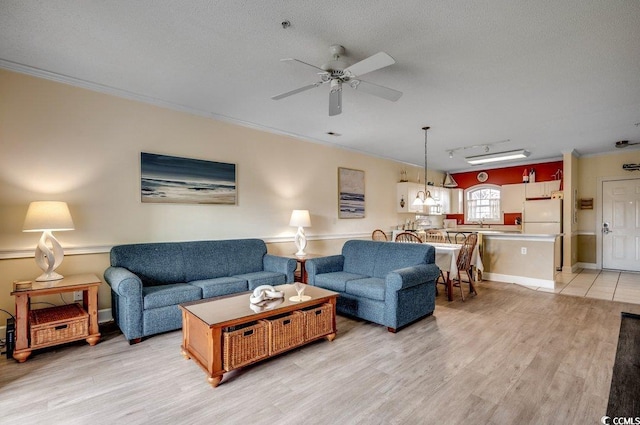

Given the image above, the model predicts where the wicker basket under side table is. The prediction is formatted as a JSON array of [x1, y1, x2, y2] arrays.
[[29, 303, 89, 349]]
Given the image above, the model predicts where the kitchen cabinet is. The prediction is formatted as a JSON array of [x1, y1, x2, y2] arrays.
[[501, 183, 525, 213], [429, 186, 447, 215], [448, 188, 464, 214], [396, 183, 450, 214], [397, 182, 425, 213], [525, 180, 561, 199]]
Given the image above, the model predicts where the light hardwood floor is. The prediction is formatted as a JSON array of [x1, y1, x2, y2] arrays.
[[1, 280, 639, 425]]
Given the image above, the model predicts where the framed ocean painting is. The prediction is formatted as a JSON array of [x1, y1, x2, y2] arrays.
[[141, 152, 236, 204], [338, 167, 365, 218]]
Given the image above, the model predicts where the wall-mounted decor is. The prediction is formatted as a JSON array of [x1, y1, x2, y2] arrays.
[[580, 198, 594, 209], [338, 167, 365, 219], [141, 152, 236, 204]]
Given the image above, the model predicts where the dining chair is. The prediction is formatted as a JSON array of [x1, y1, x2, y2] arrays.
[[394, 232, 423, 243], [421, 230, 447, 290], [372, 229, 389, 241], [423, 230, 446, 243], [453, 232, 469, 244], [453, 233, 478, 301]]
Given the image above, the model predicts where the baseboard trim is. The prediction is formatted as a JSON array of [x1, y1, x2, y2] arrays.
[[98, 308, 113, 324], [483, 272, 555, 289], [576, 262, 598, 270]]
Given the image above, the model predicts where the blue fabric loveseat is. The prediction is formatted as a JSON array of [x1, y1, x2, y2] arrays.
[[104, 239, 296, 342], [305, 240, 440, 332]]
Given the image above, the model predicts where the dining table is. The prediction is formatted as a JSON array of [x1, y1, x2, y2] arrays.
[[427, 242, 484, 301]]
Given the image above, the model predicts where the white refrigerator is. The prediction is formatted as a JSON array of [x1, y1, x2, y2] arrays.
[[522, 199, 562, 235], [523, 198, 563, 270]]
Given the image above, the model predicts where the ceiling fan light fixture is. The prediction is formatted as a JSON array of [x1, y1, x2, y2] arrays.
[[271, 44, 402, 116], [465, 149, 530, 165]]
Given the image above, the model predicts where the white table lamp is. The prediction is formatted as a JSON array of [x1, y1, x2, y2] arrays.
[[23, 201, 75, 281], [289, 210, 311, 256]]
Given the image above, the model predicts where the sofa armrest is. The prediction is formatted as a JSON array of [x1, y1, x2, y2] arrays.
[[305, 255, 345, 285], [263, 254, 297, 283], [385, 264, 440, 292], [104, 266, 145, 341], [104, 266, 143, 297]]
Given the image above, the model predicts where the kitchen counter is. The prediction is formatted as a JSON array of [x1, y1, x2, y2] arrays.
[[480, 232, 562, 289]]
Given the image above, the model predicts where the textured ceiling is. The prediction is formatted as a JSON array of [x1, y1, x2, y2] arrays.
[[1, 0, 640, 171]]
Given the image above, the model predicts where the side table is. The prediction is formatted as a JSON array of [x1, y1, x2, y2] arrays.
[[285, 253, 323, 283], [10, 273, 102, 362]]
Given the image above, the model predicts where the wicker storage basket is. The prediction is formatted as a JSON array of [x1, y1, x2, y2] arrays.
[[302, 303, 333, 341], [29, 303, 89, 348], [223, 321, 268, 371], [266, 312, 305, 356]]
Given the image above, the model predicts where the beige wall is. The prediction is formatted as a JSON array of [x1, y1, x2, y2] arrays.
[[562, 151, 579, 271], [0, 69, 429, 316], [575, 150, 640, 264], [577, 150, 640, 233]]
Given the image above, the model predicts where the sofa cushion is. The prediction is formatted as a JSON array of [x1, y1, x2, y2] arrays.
[[189, 277, 248, 299], [143, 283, 202, 309], [314, 271, 368, 292], [221, 239, 267, 276], [342, 241, 381, 277], [234, 271, 286, 290], [345, 277, 386, 301], [181, 241, 230, 281], [372, 243, 432, 279], [111, 243, 185, 286]]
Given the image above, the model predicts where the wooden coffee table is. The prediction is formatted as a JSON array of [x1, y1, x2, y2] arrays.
[[179, 284, 338, 387]]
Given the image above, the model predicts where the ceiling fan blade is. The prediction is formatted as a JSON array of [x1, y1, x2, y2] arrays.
[[350, 79, 402, 101], [271, 82, 323, 100], [343, 52, 396, 78], [329, 86, 342, 116], [280, 58, 325, 72]]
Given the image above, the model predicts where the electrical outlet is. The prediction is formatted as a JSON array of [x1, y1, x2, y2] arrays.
[[521, 247, 527, 255], [73, 291, 83, 302]]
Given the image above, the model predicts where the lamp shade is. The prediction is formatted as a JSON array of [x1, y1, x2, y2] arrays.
[[289, 210, 311, 228], [23, 201, 75, 232]]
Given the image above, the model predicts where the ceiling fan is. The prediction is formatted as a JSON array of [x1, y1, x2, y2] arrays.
[[271, 44, 402, 116], [615, 140, 639, 148]]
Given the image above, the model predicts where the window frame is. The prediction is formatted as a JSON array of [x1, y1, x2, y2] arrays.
[[464, 184, 504, 225]]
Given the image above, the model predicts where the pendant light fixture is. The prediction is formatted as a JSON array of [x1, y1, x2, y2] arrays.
[[412, 126, 436, 207], [443, 172, 458, 188]]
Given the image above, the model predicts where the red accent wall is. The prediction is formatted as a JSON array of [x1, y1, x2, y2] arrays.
[[446, 160, 563, 225], [450, 160, 563, 188]]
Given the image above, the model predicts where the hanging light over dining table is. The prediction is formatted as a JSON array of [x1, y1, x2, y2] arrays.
[[412, 126, 436, 207]]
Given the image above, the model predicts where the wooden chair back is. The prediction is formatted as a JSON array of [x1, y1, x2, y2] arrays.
[[452, 232, 469, 244], [395, 232, 423, 243], [423, 230, 446, 243], [372, 229, 388, 241], [456, 233, 478, 272]]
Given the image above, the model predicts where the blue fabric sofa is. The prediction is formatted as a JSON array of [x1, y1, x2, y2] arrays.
[[305, 240, 440, 332], [104, 239, 296, 342]]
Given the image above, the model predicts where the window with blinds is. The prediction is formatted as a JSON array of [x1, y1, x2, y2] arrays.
[[465, 184, 502, 223]]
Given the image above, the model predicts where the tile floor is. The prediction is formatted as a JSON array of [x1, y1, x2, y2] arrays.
[[535, 269, 640, 305]]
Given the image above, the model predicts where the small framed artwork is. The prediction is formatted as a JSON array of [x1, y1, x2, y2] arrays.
[[338, 167, 365, 219], [141, 152, 236, 204]]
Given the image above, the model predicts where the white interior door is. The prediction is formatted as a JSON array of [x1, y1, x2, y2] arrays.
[[602, 179, 640, 271]]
